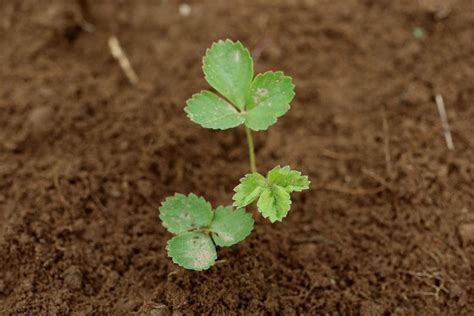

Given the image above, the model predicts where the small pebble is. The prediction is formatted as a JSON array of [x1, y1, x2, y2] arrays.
[[150, 304, 170, 316], [401, 81, 430, 105], [104, 271, 120, 290], [179, 3, 191, 17], [21, 280, 33, 291], [63, 266, 83, 291], [72, 218, 86, 233], [28, 106, 53, 134], [458, 223, 474, 245], [108, 186, 121, 198]]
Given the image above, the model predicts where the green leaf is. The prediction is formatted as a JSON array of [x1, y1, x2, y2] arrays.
[[244, 71, 295, 131], [167, 232, 217, 271], [159, 193, 213, 234], [267, 165, 310, 192], [210, 206, 254, 247], [257, 186, 291, 223], [203, 39, 253, 110], [232, 166, 310, 223], [232, 173, 266, 207], [185, 91, 245, 130]]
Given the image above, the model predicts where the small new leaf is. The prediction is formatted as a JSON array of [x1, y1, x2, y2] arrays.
[[232, 173, 266, 208], [203, 39, 253, 110], [245, 71, 295, 131], [185, 91, 245, 130], [257, 186, 291, 223], [210, 206, 254, 247], [233, 165, 310, 222], [167, 232, 217, 271], [159, 193, 213, 234], [268, 165, 310, 192]]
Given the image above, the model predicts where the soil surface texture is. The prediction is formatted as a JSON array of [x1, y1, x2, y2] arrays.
[[1, 0, 473, 315]]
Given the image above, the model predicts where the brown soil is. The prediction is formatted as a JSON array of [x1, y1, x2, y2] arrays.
[[1, 0, 473, 315]]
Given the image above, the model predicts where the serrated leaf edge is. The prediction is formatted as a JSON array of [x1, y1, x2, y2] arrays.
[[165, 234, 217, 271], [184, 91, 245, 131], [232, 172, 266, 207], [202, 39, 254, 110], [210, 207, 255, 247], [158, 192, 212, 234], [250, 70, 296, 100], [268, 165, 311, 192], [244, 71, 295, 131], [256, 186, 293, 223]]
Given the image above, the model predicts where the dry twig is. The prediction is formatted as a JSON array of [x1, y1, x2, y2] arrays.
[[320, 148, 358, 161], [108, 36, 140, 86], [403, 269, 450, 301], [435, 94, 454, 150]]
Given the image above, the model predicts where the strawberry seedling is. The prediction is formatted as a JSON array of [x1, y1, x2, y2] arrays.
[[159, 39, 309, 270]]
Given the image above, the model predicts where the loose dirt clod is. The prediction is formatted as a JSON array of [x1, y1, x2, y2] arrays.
[[27, 106, 54, 135], [62, 266, 83, 291], [149, 304, 171, 316], [458, 223, 474, 246]]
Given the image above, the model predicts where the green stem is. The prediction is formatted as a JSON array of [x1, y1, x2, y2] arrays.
[[244, 126, 257, 173]]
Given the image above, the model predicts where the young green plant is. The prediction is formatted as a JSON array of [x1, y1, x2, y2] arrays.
[[159, 39, 309, 270], [185, 39, 310, 222]]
